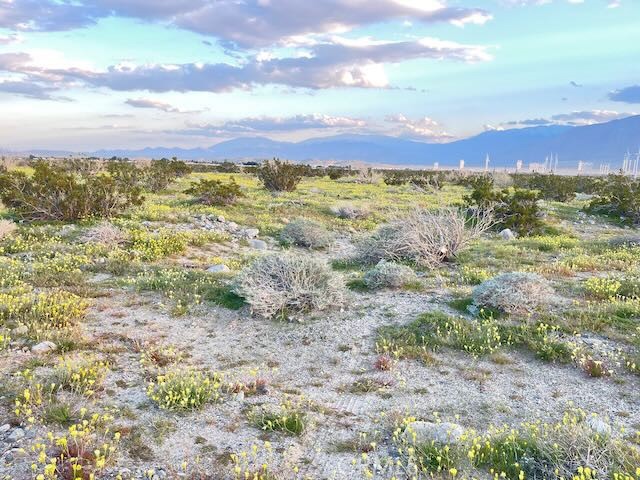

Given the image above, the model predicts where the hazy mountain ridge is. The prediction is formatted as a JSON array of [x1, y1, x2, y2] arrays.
[[7, 115, 640, 168]]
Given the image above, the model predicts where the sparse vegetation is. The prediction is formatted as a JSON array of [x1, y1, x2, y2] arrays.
[[234, 253, 347, 319]]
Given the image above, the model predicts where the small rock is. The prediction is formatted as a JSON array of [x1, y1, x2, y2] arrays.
[[227, 221, 238, 231], [216, 215, 225, 222], [0, 424, 10, 434], [402, 421, 465, 445], [249, 239, 267, 250], [13, 325, 28, 335], [8, 428, 25, 443], [586, 416, 612, 437], [499, 228, 516, 241], [235, 391, 245, 401], [31, 341, 57, 355], [244, 228, 260, 239], [207, 264, 231, 274]]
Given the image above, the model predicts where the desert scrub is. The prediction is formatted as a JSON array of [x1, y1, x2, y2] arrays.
[[378, 311, 504, 358], [128, 228, 188, 261], [234, 253, 347, 319], [357, 207, 493, 267], [584, 277, 622, 300], [330, 203, 370, 220], [30, 410, 121, 479], [55, 357, 110, 396], [147, 369, 222, 410], [378, 312, 572, 363], [186, 176, 244, 205], [249, 399, 307, 436], [517, 234, 580, 252], [363, 260, 419, 289], [361, 409, 640, 479], [459, 265, 492, 285], [472, 272, 556, 315], [129, 267, 243, 314], [256, 158, 302, 192], [279, 218, 334, 249], [0, 287, 88, 340], [0, 159, 144, 220]]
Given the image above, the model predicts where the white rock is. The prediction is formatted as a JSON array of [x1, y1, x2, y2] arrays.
[[8, 428, 25, 442], [216, 215, 225, 222], [207, 264, 230, 273], [499, 228, 516, 241], [249, 239, 267, 250], [244, 228, 260, 239], [0, 424, 10, 434], [586, 416, 612, 437], [402, 421, 465, 445], [31, 341, 57, 355]]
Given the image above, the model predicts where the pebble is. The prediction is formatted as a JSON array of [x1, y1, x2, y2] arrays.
[[31, 341, 57, 355], [207, 264, 231, 273], [249, 239, 267, 250]]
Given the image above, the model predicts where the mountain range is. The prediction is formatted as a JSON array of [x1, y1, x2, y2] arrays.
[[7, 115, 640, 169]]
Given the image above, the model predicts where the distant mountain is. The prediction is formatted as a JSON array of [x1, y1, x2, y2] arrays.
[[9, 115, 640, 169]]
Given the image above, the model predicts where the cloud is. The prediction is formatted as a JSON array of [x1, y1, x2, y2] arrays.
[[174, 114, 367, 136], [569, 81, 582, 87], [125, 97, 197, 113], [385, 114, 453, 140], [504, 110, 635, 127], [501, 0, 619, 5], [0, 79, 57, 99], [0, 33, 22, 44], [0, 38, 490, 95], [0, 1, 491, 48], [609, 85, 640, 104]]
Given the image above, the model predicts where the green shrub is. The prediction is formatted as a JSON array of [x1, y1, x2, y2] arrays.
[[143, 158, 191, 192], [186, 177, 244, 205], [256, 158, 302, 192], [587, 174, 640, 223], [147, 369, 221, 410], [0, 160, 144, 221]]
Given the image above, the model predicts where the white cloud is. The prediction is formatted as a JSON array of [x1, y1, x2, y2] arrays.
[[385, 114, 453, 140]]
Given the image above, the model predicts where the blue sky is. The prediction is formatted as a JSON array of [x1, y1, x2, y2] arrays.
[[0, 0, 638, 151]]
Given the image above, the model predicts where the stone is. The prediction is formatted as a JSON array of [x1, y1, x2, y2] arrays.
[[13, 325, 28, 336], [402, 421, 465, 445], [31, 341, 57, 355], [207, 264, 230, 274], [216, 215, 225, 222], [8, 428, 25, 443], [0, 424, 10, 434], [249, 239, 267, 250], [244, 228, 260, 239], [586, 416, 612, 437], [499, 228, 516, 241]]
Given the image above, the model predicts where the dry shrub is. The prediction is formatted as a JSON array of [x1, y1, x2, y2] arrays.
[[472, 272, 555, 315], [0, 219, 17, 240], [363, 260, 418, 289], [234, 253, 347, 319], [280, 218, 334, 249], [330, 203, 370, 220], [81, 221, 127, 245], [357, 207, 493, 267]]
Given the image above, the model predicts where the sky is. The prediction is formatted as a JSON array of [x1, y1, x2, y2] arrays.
[[0, 0, 639, 152]]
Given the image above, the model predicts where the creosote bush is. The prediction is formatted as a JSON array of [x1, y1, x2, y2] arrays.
[[363, 260, 418, 289], [357, 207, 493, 267], [143, 158, 191, 192], [280, 218, 334, 249], [472, 272, 555, 315], [185, 176, 244, 206], [0, 160, 144, 221], [234, 253, 347, 319], [587, 174, 640, 224], [256, 158, 302, 192]]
